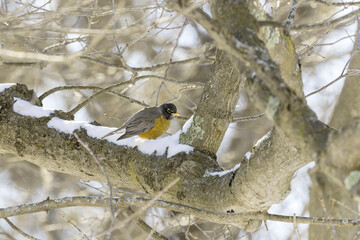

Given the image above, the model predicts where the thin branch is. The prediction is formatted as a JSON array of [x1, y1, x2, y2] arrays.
[[115, 178, 180, 229], [67, 75, 203, 115], [258, 8, 360, 30], [80, 55, 209, 71], [74, 134, 115, 220], [315, 0, 360, 6], [155, 17, 188, 106], [320, 198, 337, 240], [293, 214, 301, 240], [1, 196, 360, 228], [306, 21, 360, 98], [3, 218, 40, 240], [1, 61, 45, 68], [165, 18, 187, 78], [0, 48, 81, 62], [59, 214, 90, 240], [233, 113, 265, 122], [43, 37, 87, 53], [125, 207, 167, 240], [95, 178, 179, 238], [330, 198, 360, 216], [38, 85, 148, 107], [305, 73, 349, 98], [285, 0, 298, 27], [156, 81, 165, 106]]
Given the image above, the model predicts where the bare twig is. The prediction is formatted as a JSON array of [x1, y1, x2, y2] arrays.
[[116, 178, 180, 228], [315, 0, 360, 6], [169, 211, 190, 240], [285, 0, 298, 27], [1, 61, 45, 68], [80, 55, 209, 71], [352, 230, 360, 240], [320, 198, 337, 240], [59, 214, 90, 240], [306, 18, 360, 98], [293, 214, 301, 240], [94, 178, 180, 238], [3, 218, 40, 240], [330, 198, 360, 216], [0, 48, 81, 62], [155, 17, 188, 106], [67, 75, 203, 115], [233, 113, 265, 122], [43, 37, 87, 53], [305, 73, 349, 98], [164, 18, 187, 78], [125, 207, 167, 240], [73, 134, 115, 220], [259, 8, 360, 30], [156, 81, 165, 106], [38, 85, 148, 107]]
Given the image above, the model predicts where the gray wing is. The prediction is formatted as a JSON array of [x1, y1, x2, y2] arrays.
[[117, 107, 161, 140]]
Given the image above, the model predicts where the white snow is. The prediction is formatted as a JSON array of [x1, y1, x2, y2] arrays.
[[244, 151, 252, 160], [0, 83, 15, 92], [13, 97, 54, 117], [47, 114, 194, 158], [254, 129, 272, 149], [207, 163, 241, 177], [47, 118, 125, 139], [47, 117, 88, 134], [181, 115, 193, 134]]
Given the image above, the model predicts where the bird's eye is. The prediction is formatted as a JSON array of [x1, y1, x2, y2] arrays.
[[167, 108, 171, 113]]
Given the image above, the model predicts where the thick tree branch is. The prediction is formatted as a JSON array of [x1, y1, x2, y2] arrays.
[[169, 0, 331, 158], [0, 84, 261, 230], [180, 51, 243, 155]]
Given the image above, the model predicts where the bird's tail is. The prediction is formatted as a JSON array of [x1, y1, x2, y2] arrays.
[[100, 128, 125, 140]]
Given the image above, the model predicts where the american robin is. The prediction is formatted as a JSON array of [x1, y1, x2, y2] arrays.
[[101, 103, 180, 140]]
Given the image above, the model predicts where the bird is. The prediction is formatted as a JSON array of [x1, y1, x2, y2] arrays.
[[101, 103, 180, 141]]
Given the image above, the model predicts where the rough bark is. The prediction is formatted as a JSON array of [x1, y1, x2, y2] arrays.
[[180, 50, 243, 156]]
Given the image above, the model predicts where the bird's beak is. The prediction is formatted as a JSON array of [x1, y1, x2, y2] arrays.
[[172, 113, 181, 116]]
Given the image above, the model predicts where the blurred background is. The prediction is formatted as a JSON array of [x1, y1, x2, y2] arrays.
[[0, 0, 357, 239]]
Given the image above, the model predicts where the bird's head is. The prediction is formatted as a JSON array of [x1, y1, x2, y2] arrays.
[[160, 103, 180, 120]]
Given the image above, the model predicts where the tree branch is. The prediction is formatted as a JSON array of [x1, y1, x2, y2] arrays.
[[169, 0, 331, 158], [0, 82, 320, 232], [180, 51, 243, 155], [1, 196, 359, 228]]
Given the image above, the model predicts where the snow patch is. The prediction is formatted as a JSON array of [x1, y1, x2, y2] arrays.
[[47, 117, 88, 134], [244, 151, 252, 160], [0, 83, 15, 92], [254, 129, 272, 148], [13, 97, 54, 117], [47, 115, 194, 158], [207, 163, 241, 177], [181, 115, 193, 134]]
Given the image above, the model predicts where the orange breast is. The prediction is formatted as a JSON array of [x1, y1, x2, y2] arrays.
[[138, 116, 171, 139]]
